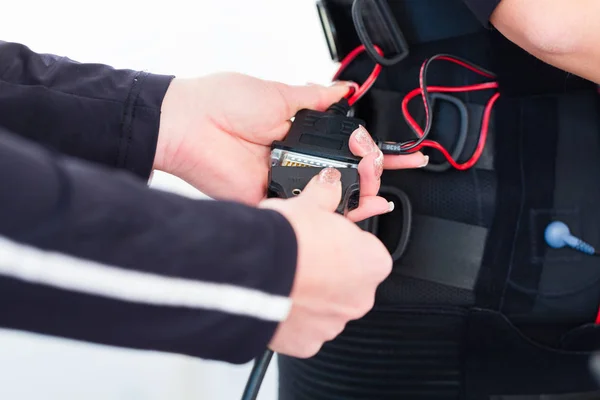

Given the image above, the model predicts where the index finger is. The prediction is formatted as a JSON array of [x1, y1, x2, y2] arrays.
[[383, 153, 429, 169]]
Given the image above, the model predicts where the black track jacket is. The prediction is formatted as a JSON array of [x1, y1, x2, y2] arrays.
[[0, 41, 298, 364]]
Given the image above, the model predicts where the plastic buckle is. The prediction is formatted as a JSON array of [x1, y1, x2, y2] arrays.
[[423, 93, 469, 172], [365, 186, 412, 261], [352, 0, 409, 66]]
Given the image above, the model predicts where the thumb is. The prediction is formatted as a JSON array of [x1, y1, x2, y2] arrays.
[[297, 168, 343, 212], [275, 81, 357, 114]]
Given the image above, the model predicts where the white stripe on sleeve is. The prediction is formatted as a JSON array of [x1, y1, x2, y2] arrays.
[[0, 235, 291, 322]]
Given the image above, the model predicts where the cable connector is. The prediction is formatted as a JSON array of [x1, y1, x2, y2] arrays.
[[325, 97, 352, 116], [268, 99, 364, 214]]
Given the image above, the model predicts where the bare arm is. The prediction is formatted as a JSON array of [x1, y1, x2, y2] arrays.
[[490, 0, 600, 84]]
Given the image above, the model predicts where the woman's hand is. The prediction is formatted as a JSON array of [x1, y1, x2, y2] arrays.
[[155, 72, 428, 222], [261, 168, 393, 358]]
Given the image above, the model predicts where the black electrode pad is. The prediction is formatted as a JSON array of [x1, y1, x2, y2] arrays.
[[398, 216, 487, 291]]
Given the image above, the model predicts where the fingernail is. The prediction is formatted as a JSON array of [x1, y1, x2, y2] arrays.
[[353, 125, 378, 154], [330, 80, 359, 98], [329, 80, 355, 88], [419, 155, 429, 168], [374, 150, 384, 178], [318, 167, 341, 184], [387, 201, 395, 213]]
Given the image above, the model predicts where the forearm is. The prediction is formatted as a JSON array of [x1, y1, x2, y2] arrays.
[[0, 41, 173, 179], [0, 128, 297, 364], [490, 0, 600, 84]]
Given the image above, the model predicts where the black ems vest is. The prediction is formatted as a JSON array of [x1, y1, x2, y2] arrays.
[[278, 1, 600, 399]]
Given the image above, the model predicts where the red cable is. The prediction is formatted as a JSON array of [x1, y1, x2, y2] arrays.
[[434, 56, 496, 79], [404, 54, 500, 169], [332, 45, 501, 170], [406, 92, 500, 170], [415, 55, 499, 163], [333, 45, 383, 106], [402, 83, 499, 137], [402, 84, 500, 170]]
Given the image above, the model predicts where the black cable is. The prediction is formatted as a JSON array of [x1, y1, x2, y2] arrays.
[[377, 56, 438, 154], [240, 349, 273, 400], [379, 54, 497, 155], [422, 93, 469, 172], [403, 55, 492, 153], [326, 97, 352, 116]]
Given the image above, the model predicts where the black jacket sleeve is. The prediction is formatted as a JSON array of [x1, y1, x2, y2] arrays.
[[463, 0, 502, 27], [0, 129, 298, 364], [0, 40, 173, 180]]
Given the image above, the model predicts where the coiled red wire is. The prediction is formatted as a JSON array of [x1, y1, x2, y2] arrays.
[[332, 45, 500, 170], [332, 44, 383, 106]]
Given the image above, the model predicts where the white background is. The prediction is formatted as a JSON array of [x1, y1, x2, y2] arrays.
[[0, 1, 338, 399]]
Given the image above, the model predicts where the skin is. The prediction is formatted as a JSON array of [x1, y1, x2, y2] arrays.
[[154, 73, 428, 358], [490, 0, 600, 84]]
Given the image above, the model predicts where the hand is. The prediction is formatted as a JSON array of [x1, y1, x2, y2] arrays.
[[155, 73, 429, 222], [260, 168, 393, 358]]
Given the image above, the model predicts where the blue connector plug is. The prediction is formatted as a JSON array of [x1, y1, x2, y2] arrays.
[[545, 221, 596, 255]]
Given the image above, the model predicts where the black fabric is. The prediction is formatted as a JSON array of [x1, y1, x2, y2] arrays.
[[462, 0, 501, 27], [396, 215, 487, 290], [476, 95, 559, 318], [495, 96, 559, 319], [562, 324, 600, 352], [278, 307, 600, 400], [382, 168, 497, 228], [376, 274, 475, 307], [491, 393, 600, 400], [476, 92, 600, 325], [377, 0, 483, 46], [0, 41, 173, 180], [532, 93, 600, 322], [466, 309, 599, 399], [279, 306, 467, 400]]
